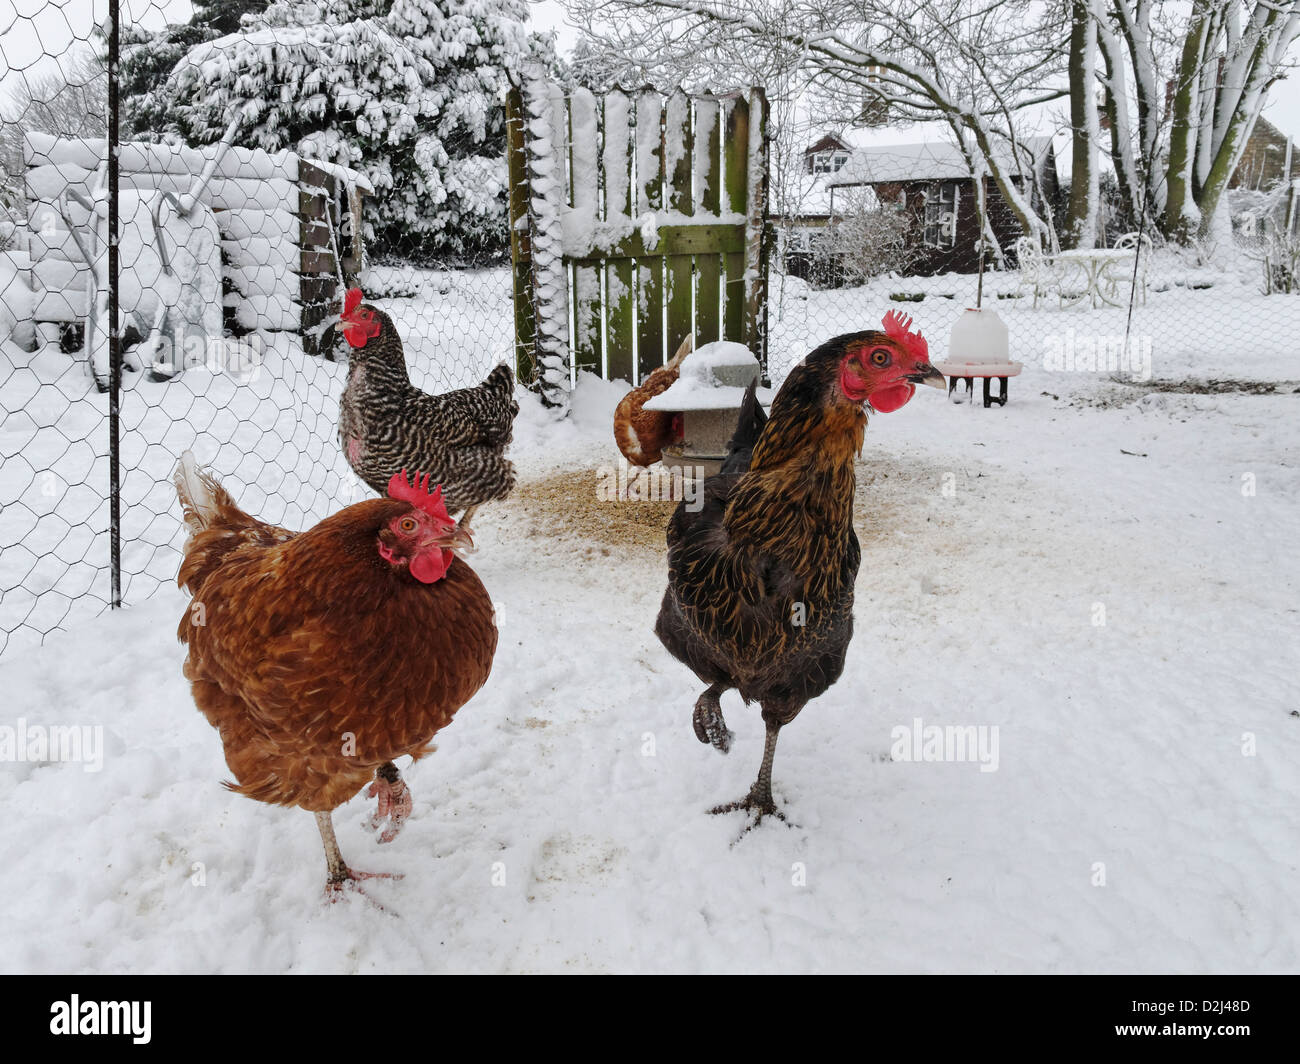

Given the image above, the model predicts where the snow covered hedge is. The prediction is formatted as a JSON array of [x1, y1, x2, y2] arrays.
[[167, 0, 556, 263]]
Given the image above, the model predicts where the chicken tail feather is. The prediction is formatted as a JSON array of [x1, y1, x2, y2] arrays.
[[721, 379, 767, 476], [174, 450, 235, 537]]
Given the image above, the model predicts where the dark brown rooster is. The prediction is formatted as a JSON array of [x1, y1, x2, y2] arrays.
[[654, 313, 944, 829], [337, 288, 518, 529], [174, 451, 494, 895]]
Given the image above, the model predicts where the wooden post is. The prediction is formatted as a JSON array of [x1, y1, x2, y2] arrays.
[[743, 87, 768, 375], [722, 94, 749, 346], [694, 95, 722, 346], [506, 84, 536, 387], [603, 90, 636, 383], [570, 89, 602, 377], [665, 91, 694, 361], [635, 88, 665, 382]]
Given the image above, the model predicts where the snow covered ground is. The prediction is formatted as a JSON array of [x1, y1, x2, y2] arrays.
[[0, 270, 1297, 973]]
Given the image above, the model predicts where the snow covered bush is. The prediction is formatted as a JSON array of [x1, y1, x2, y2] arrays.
[[167, 0, 556, 263], [811, 189, 914, 289]]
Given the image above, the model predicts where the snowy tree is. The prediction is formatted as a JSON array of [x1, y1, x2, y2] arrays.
[[0, 47, 107, 208], [1091, 0, 1299, 244], [565, 0, 1070, 257], [118, 22, 218, 141], [167, 0, 557, 262], [190, 0, 274, 34]]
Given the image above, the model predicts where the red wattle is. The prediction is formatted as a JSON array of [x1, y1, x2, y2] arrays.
[[409, 549, 452, 584], [869, 383, 915, 413]]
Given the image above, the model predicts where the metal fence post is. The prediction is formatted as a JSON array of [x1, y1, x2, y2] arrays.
[[107, 7, 121, 609]]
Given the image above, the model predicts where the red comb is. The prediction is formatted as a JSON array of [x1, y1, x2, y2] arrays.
[[341, 287, 381, 348], [882, 310, 929, 362], [387, 469, 452, 524]]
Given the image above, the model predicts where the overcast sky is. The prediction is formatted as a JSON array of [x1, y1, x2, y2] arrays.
[[1, 0, 1296, 139]]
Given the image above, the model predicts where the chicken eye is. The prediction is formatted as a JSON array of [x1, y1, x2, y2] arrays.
[[399, 517, 418, 533], [870, 348, 891, 367]]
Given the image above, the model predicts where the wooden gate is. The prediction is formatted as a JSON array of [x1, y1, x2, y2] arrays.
[[507, 79, 769, 405]]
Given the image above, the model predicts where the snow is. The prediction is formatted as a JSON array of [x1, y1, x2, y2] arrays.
[[644, 340, 767, 411], [2, 261, 1299, 972]]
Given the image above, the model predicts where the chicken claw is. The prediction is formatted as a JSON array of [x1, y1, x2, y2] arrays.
[[692, 684, 734, 753], [367, 762, 413, 844], [326, 869, 405, 912]]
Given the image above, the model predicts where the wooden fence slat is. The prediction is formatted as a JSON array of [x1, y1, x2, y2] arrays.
[[694, 95, 722, 346], [743, 87, 769, 371], [635, 89, 664, 382], [570, 88, 602, 377], [603, 90, 636, 383], [509, 82, 768, 391], [665, 91, 694, 360], [722, 94, 750, 345], [506, 85, 536, 386]]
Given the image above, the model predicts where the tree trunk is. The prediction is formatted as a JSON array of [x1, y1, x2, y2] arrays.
[[1163, 2, 1213, 242], [1065, 0, 1099, 248]]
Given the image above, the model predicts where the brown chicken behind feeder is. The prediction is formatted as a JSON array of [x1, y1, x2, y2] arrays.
[[613, 335, 694, 467]]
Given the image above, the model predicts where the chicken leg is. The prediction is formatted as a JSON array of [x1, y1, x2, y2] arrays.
[[693, 683, 734, 753], [710, 702, 803, 831], [315, 810, 403, 898], [710, 719, 786, 823], [367, 761, 412, 843]]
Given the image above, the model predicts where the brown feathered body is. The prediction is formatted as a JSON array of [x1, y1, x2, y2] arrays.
[[338, 305, 518, 513], [175, 461, 496, 813], [613, 337, 692, 467], [654, 338, 868, 720]]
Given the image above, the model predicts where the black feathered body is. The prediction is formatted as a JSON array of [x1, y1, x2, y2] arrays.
[[655, 341, 867, 719], [338, 307, 519, 514]]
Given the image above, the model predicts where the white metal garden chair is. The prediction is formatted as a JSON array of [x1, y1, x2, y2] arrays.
[[1015, 235, 1058, 308], [1104, 231, 1153, 305]]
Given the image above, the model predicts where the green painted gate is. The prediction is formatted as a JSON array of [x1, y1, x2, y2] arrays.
[[506, 78, 770, 408]]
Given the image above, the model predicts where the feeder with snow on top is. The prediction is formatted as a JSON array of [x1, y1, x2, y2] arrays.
[[643, 341, 774, 478], [935, 307, 1023, 407]]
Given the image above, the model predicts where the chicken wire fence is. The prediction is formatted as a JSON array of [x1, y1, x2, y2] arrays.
[[767, 221, 1300, 387], [0, 4, 513, 660]]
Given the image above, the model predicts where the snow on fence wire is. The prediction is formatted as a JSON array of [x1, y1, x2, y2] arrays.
[[507, 75, 770, 407], [0, 12, 517, 661]]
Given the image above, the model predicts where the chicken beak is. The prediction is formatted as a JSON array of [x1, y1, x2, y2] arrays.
[[907, 364, 946, 390], [440, 523, 476, 559]]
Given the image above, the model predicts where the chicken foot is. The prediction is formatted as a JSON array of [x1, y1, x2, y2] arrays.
[[315, 810, 403, 902], [367, 761, 413, 844], [709, 720, 791, 833], [692, 683, 735, 753], [458, 505, 478, 537]]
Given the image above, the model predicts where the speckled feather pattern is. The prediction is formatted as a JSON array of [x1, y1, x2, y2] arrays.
[[655, 336, 875, 720], [338, 305, 519, 513]]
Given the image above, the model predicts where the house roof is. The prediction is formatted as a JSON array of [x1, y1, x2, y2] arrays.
[[803, 134, 852, 156], [825, 135, 1054, 186]]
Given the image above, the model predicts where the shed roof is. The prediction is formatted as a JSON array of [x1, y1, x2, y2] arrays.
[[825, 135, 1054, 186]]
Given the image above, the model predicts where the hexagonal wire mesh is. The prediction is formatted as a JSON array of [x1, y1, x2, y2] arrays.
[[768, 142, 1300, 388], [0, 2, 515, 659]]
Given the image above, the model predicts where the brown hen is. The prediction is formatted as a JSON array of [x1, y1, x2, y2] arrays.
[[174, 451, 495, 895]]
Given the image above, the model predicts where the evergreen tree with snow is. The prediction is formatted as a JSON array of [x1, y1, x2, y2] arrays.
[[190, 0, 272, 34], [168, 0, 557, 263]]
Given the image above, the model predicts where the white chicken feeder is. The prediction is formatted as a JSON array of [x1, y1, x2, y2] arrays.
[[643, 341, 774, 478], [935, 307, 1022, 407]]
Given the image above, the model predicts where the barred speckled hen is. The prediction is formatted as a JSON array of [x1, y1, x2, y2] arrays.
[[337, 289, 518, 528], [654, 313, 945, 832]]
